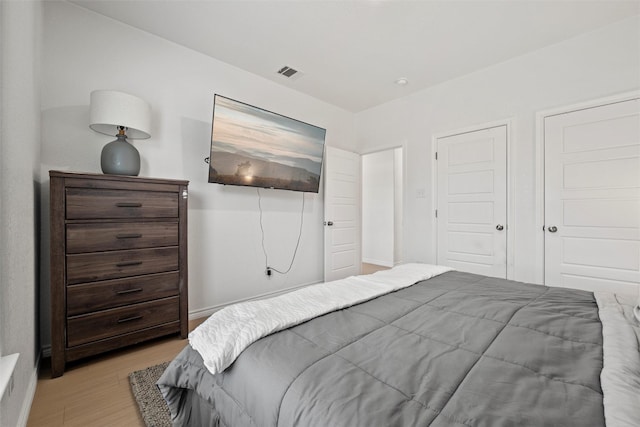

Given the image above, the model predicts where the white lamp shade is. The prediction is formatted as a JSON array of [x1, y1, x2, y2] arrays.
[[89, 90, 151, 139]]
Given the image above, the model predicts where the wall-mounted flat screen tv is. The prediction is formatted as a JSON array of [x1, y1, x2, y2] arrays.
[[208, 95, 326, 193]]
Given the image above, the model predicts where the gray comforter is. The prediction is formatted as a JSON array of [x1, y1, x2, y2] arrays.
[[158, 271, 604, 426]]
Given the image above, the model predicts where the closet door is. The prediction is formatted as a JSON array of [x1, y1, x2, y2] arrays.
[[436, 126, 508, 278], [544, 98, 640, 294]]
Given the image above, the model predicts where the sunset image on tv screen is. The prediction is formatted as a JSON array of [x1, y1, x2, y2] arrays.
[[208, 95, 326, 193]]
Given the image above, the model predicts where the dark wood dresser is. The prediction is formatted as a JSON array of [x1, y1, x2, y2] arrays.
[[49, 171, 189, 377]]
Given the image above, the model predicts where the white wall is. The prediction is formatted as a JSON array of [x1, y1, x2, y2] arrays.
[[362, 149, 395, 266], [355, 15, 640, 284], [0, 0, 42, 425], [40, 1, 355, 346]]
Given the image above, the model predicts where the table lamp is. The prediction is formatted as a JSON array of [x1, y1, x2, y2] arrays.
[[89, 90, 151, 176]]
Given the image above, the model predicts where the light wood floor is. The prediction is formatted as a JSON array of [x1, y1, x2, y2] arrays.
[[27, 318, 206, 427], [361, 262, 390, 275]]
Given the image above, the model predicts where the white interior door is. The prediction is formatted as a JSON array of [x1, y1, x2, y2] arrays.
[[324, 146, 361, 282], [544, 98, 640, 295], [436, 126, 508, 278]]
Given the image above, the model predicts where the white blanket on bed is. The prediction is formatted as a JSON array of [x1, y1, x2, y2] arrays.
[[189, 263, 453, 375], [594, 292, 640, 427]]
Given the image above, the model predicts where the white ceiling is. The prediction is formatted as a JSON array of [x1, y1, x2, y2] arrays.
[[70, 0, 640, 112]]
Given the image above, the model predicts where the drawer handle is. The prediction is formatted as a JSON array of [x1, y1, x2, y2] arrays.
[[116, 288, 143, 295], [117, 315, 143, 323], [116, 233, 143, 239], [116, 261, 143, 267], [115, 202, 142, 208]]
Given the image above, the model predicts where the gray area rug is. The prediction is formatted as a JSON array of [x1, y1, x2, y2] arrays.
[[129, 362, 171, 427]]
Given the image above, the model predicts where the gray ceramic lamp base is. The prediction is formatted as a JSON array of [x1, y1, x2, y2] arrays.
[[101, 135, 140, 176]]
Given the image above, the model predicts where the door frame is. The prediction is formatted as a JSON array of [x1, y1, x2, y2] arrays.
[[534, 90, 640, 285], [432, 118, 516, 280]]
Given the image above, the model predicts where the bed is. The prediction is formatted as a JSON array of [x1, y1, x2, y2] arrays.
[[158, 264, 640, 426]]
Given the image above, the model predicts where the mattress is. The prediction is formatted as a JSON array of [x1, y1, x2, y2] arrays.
[[158, 269, 638, 426]]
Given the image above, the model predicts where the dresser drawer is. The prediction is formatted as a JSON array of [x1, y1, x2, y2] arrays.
[[66, 247, 179, 285], [67, 297, 180, 347], [66, 222, 178, 254], [66, 188, 178, 219], [67, 271, 180, 316]]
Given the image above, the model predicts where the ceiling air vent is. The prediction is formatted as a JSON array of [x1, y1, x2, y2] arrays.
[[277, 66, 298, 77], [276, 66, 304, 81]]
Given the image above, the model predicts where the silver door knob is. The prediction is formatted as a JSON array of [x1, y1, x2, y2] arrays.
[[496, 224, 504, 231], [548, 226, 558, 233]]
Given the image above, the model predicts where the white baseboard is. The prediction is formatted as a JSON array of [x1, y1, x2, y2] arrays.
[[16, 352, 39, 427], [189, 280, 321, 320]]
